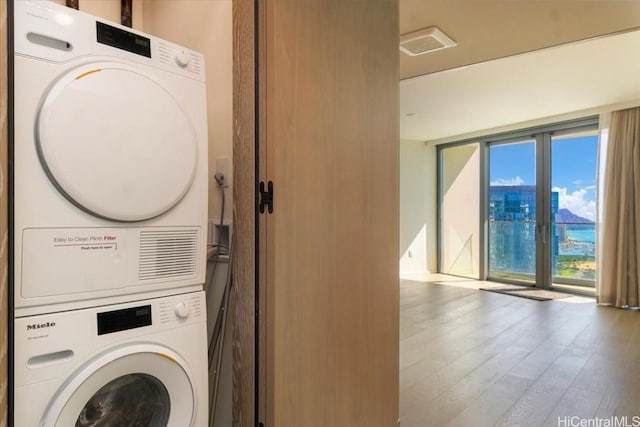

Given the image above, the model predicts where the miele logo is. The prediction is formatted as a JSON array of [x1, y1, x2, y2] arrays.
[[26, 322, 56, 331]]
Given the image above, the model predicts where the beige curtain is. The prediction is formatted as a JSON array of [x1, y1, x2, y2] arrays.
[[598, 107, 640, 307]]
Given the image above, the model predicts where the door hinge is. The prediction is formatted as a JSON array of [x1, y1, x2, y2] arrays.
[[259, 181, 273, 214]]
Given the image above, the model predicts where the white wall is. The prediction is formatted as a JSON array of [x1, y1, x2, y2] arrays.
[[399, 139, 437, 274], [143, 0, 233, 225]]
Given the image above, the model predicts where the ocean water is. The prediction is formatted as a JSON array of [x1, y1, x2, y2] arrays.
[[567, 229, 595, 243]]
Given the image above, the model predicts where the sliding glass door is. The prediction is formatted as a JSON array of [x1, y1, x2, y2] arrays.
[[488, 139, 537, 284], [486, 124, 598, 289], [437, 118, 600, 289]]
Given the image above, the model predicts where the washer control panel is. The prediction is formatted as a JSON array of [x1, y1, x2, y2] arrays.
[[97, 304, 152, 335], [14, 290, 206, 388]]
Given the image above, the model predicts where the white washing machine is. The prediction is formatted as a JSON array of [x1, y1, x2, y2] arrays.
[[13, 1, 209, 316], [14, 291, 208, 426]]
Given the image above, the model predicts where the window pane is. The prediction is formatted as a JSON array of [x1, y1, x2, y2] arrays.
[[551, 131, 598, 285]]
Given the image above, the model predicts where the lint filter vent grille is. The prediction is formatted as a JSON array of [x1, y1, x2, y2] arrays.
[[139, 229, 198, 281]]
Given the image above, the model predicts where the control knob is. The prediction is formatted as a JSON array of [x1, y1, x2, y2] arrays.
[[174, 50, 189, 67], [174, 301, 190, 319]]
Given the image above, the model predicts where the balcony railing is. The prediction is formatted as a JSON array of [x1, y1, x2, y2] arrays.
[[488, 220, 595, 286], [553, 222, 595, 285]]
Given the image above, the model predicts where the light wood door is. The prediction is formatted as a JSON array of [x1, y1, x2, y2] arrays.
[[259, 1, 399, 426]]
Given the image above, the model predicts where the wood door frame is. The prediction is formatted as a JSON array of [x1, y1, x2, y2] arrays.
[[231, 0, 257, 425], [1, 1, 10, 425]]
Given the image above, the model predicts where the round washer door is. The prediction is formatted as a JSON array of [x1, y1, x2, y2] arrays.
[[41, 345, 196, 427], [36, 62, 198, 222]]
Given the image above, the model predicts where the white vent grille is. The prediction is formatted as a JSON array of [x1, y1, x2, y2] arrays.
[[139, 229, 198, 281], [400, 27, 456, 56], [158, 42, 202, 74]]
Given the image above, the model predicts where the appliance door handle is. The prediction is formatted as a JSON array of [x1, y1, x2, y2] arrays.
[[27, 350, 74, 368]]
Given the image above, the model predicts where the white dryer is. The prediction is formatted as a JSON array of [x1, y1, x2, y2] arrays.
[[13, 1, 209, 316], [14, 291, 208, 426]]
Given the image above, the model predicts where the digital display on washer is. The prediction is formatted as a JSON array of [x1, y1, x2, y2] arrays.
[[96, 21, 151, 58], [97, 305, 152, 335]]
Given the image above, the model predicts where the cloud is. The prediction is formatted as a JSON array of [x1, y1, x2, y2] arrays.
[[491, 176, 525, 186], [552, 186, 596, 220], [572, 180, 584, 186], [584, 185, 596, 191]]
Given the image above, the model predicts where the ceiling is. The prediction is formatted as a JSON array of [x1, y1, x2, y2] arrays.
[[400, 29, 640, 142], [400, 0, 640, 80], [399, 1, 640, 142]]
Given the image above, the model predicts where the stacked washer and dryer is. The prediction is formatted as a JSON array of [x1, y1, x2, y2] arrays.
[[12, 2, 209, 426]]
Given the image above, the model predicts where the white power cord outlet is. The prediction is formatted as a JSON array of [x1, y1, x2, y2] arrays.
[[215, 157, 231, 188]]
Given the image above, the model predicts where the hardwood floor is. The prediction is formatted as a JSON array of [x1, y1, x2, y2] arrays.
[[400, 276, 640, 427]]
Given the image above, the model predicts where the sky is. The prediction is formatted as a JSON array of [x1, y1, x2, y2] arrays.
[[489, 134, 598, 220]]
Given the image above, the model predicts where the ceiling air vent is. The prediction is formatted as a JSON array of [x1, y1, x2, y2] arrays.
[[400, 27, 456, 56]]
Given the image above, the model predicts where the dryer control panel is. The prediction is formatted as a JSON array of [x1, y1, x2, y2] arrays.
[[14, 0, 205, 81]]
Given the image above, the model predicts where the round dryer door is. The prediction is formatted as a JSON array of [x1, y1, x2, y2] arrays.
[[41, 345, 196, 427], [36, 62, 199, 222]]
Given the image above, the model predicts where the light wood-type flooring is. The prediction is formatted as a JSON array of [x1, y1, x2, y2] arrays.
[[400, 275, 640, 427]]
